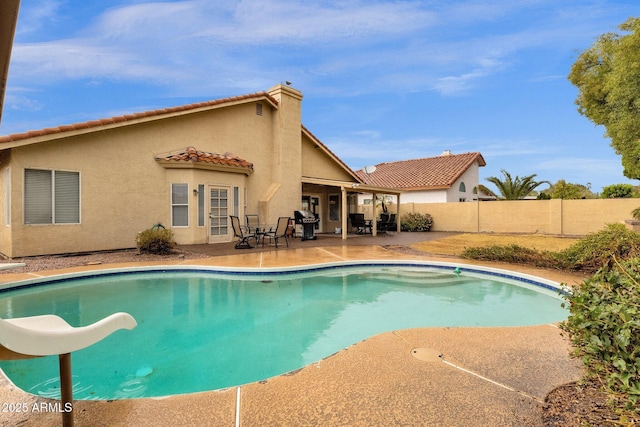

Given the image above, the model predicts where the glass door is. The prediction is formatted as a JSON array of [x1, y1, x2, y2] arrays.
[[209, 187, 230, 243]]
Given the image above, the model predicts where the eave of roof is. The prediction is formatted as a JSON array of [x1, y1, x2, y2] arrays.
[[0, 0, 20, 126], [301, 177, 401, 195], [0, 92, 279, 148], [155, 147, 253, 175]]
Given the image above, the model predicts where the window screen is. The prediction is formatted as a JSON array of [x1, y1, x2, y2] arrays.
[[24, 169, 80, 225], [172, 183, 189, 227]]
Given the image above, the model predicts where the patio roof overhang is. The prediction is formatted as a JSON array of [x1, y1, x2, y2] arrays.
[[301, 177, 401, 196], [301, 177, 402, 239]]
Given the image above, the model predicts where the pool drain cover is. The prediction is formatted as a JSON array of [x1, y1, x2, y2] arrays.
[[411, 348, 442, 362]]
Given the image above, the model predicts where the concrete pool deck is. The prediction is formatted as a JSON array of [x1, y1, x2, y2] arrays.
[[0, 239, 586, 426]]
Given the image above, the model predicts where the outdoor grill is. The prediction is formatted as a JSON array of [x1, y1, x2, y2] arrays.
[[294, 210, 319, 240]]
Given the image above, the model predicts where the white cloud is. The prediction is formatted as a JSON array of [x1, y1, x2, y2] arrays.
[[15, 0, 63, 37], [8, 1, 634, 105]]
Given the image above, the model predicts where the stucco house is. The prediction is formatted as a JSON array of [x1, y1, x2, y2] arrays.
[[0, 84, 399, 257], [355, 151, 486, 204]]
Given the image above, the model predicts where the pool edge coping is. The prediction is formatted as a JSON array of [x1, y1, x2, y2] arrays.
[[0, 259, 571, 296]]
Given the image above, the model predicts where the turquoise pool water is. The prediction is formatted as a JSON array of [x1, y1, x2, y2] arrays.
[[0, 264, 567, 400]]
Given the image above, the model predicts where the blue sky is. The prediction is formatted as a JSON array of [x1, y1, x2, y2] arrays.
[[2, 1, 639, 193]]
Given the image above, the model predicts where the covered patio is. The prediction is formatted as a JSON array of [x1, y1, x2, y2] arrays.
[[301, 177, 402, 239]]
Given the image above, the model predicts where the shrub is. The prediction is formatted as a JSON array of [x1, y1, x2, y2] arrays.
[[460, 244, 567, 269], [461, 224, 640, 273], [560, 223, 640, 272], [400, 212, 433, 232], [136, 224, 175, 254], [560, 257, 640, 413]]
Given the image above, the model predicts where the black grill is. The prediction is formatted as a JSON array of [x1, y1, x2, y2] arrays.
[[294, 210, 319, 240]]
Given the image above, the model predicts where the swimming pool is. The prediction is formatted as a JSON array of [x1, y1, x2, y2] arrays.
[[0, 261, 567, 400]]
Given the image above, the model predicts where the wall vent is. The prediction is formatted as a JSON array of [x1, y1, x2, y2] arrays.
[[255, 103, 263, 116]]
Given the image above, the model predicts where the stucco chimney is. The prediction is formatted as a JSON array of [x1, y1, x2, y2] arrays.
[[260, 83, 304, 223], [441, 150, 452, 156]]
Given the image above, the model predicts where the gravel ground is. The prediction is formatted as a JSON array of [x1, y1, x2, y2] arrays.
[[0, 248, 210, 274]]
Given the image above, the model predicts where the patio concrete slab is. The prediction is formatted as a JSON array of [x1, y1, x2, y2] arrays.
[[0, 239, 587, 426]]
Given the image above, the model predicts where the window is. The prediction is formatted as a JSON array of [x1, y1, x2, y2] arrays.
[[24, 169, 80, 224], [197, 184, 205, 227], [459, 182, 466, 192], [171, 183, 189, 227], [233, 186, 239, 217]]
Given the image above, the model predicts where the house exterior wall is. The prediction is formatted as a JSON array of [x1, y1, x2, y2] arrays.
[[397, 190, 447, 204], [0, 160, 11, 252], [301, 136, 355, 182], [445, 163, 480, 202], [0, 84, 324, 257]]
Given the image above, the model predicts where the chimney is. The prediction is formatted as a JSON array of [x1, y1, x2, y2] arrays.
[[441, 150, 452, 156]]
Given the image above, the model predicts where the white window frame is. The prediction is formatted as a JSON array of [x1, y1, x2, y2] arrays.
[[171, 183, 189, 227], [23, 168, 81, 225]]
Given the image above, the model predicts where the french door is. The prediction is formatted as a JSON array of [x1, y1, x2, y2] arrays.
[[208, 186, 230, 243]]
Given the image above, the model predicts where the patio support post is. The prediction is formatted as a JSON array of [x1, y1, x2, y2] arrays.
[[341, 187, 348, 240], [396, 193, 401, 232], [372, 191, 378, 236]]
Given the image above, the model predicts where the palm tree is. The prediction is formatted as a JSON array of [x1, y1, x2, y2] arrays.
[[485, 169, 550, 200]]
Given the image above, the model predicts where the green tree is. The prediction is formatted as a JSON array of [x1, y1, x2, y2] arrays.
[[485, 169, 550, 200], [544, 180, 595, 199], [568, 17, 640, 179], [601, 183, 637, 198]]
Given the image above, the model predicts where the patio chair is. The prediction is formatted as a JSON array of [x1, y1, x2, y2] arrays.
[[245, 214, 260, 234], [263, 216, 291, 248], [0, 313, 137, 427], [377, 213, 390, 233], [349, 213, 372, 234], [377, 213, 397, 233], [231, 215, 256, 249]]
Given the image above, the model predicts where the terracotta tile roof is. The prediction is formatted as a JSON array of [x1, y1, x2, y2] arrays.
[[356, 152, 486, 190], [155, 147, 253, 171], [0, 92, 278, 145]]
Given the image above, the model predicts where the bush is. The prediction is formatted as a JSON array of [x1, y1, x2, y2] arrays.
[[460, 244, 567, 269], [400, 212, 433, 232], [560, 258, 640, 413], [560, 223, 640, 272], [461, 224, 640, 274], [136, 224, 175, 254]]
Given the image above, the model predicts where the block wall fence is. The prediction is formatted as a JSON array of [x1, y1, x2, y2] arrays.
[[395, 198, 640, 236]]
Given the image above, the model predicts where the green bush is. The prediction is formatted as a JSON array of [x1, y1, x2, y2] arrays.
[[560, 258, 640, 413], [560, 223, 640, 272], [400, 212, 433, 232], [136, 225, 175, 255]]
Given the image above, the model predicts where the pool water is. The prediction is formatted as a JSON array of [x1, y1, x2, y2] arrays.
[[0, 266, 567, 400]]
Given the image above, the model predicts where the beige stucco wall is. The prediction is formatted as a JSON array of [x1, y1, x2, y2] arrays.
[[399, 198, 640, 236], [0, 85, 321, 257], [0, 161, 10, 253], [301, 136, 355, 182]]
